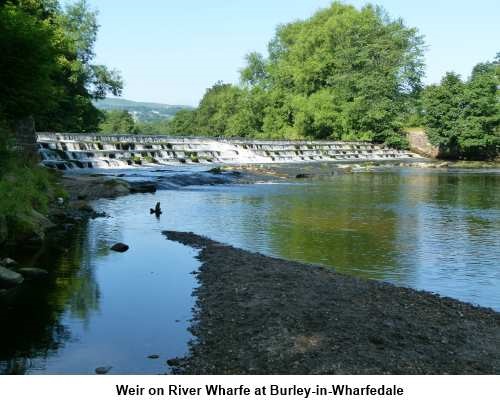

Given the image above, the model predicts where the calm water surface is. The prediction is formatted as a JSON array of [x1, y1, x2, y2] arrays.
[[1, 167, 499, 373]]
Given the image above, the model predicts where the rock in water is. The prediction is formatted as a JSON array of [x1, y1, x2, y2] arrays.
[[295, 173, 312, 179], [15, 267, 49, 279], [0, 266, 24, 287], [147, 354, 160, 359], [111, 243, 129, 252], [129, 181, 157, 194], [95, 366, 112, 375], [0, 258, 18, 268]]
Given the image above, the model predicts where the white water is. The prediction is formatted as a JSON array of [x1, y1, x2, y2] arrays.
[[37, 132, 419, 170]]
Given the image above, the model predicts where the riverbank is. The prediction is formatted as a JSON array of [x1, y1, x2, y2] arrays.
[[164, 231, 500, 375]]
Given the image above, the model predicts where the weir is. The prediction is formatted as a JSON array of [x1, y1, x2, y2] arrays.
[[36, 132, 418, 170]]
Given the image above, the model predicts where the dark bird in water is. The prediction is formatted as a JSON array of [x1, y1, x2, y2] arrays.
[[150, 202, 162, 216]]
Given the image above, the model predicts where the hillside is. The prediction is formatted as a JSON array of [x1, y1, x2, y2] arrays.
[[94, 98, 193, 122]]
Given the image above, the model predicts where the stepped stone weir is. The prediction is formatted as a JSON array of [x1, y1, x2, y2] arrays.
[[36, 132, 419, 170]]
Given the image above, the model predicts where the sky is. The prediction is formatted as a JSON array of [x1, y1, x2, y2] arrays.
[[87, 0, 500, 106]]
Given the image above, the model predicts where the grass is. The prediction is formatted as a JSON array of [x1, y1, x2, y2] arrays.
[[0, 146, 66, 242]]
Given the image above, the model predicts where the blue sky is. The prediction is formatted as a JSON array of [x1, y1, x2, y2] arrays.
[[87, 0, 500, 106]]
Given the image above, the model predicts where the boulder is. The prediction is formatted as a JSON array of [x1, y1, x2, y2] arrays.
[[95, 366, 112, 375], [111, 243, 129, 253], [0, 258, 18, 268], [0, 266, 24, 287], [14, 209, 55, 243], [15, 267, 49, 279]]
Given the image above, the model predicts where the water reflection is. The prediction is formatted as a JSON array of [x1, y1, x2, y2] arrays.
[[0, 168, 499, 374], [0, 223, 99, 374], [159, 169, 500, 310], [0, 203, 199, 374]]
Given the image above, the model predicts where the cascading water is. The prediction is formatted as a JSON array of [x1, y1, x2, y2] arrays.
[[36, 132, 419, 170]]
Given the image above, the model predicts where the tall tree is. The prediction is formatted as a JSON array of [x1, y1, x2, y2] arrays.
[[0, 2, 58, 123], [261, 2, 425, 142], [422, 73, 465, 155], [172, 2, 425, 145], [422, 55, 499, 159], [0, 0, 122, 133], [35, 0, 123, 132]]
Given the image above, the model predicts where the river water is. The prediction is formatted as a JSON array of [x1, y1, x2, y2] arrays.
[[1, 166, 499, 374]]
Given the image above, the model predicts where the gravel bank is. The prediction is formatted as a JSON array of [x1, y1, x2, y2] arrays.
[[164, 231, 500, 375]]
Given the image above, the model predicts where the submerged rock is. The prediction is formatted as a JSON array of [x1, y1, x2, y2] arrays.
[[62, 176, 131, 200], [95, 366, 112, 375], [15, 267, 49, 279], [129, 181, 157, 194], [111, 243, 129, 252], [0, 266, 24, 287], [207, 167, 223, 174]]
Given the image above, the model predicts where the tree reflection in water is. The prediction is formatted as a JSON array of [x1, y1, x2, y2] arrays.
[[0, 222, 100, 374]]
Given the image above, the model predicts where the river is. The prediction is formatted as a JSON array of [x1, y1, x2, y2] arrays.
[[1, 165, 499, 374]]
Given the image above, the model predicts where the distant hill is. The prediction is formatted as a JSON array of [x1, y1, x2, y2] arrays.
[[94, 98, 193, 122]]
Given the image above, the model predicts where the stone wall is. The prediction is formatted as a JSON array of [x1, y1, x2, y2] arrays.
[[15, 116, 39, 161], [406, 129, 441, 158]]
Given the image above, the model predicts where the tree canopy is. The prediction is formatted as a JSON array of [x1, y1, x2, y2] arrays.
[[422, 55, 499, 159], [0, 0, 122, 133], [168, 2, 425, 146]]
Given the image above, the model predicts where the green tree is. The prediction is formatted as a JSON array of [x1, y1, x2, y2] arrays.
[[422, 56, 499, 159], [99, 110, 137, 134], [261, 2, 424, 141], [194, 82, 243, 136], [422, 73, 464, 155], [0, 2, 58, 124], [0, 0, 123, 245], [0, 0, 122, 133], [457, 59, 499, 158], [240, 52, 268, 88], [35, 0, 123, 132], [173, 2, 424, 144]]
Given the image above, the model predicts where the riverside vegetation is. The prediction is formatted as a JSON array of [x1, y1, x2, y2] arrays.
[[0, 0, 122, 244]]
